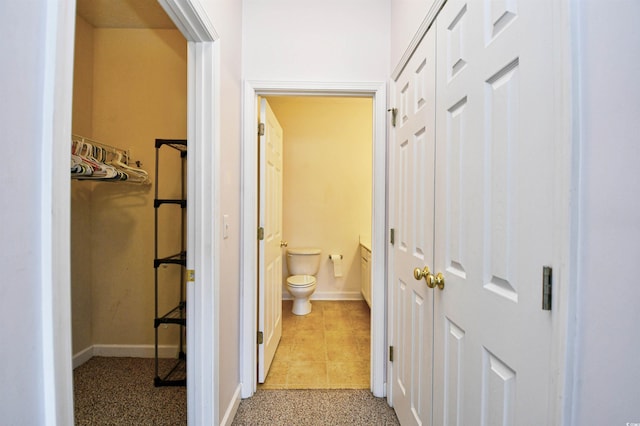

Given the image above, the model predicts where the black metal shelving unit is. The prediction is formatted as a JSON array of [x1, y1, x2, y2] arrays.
[[153, 139, 187, 387]]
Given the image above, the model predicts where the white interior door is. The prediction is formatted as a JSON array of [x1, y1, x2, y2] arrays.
[[390, 0, 557, 424], [432, 0, 556, 423], [257, 98, 284, 383], [390, 27, 437, 426]]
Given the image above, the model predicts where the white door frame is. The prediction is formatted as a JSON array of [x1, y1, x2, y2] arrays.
[[47, 0, 220, 423], [42, 1, 76, 423], [159, 1, 220, 424], [240, 81, 387, 398]]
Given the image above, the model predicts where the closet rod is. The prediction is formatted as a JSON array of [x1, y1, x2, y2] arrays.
[[72, 134, 131, 159], [71, 134, 150, 184]]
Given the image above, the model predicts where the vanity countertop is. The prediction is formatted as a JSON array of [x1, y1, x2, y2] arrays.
[[359, 236, 371, 252]]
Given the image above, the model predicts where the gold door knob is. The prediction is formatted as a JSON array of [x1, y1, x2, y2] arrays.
[[414, 266, 436, 289], [280, 241, 288, 247], [413, 266, 429, 280], [434, 272, 445, 290]]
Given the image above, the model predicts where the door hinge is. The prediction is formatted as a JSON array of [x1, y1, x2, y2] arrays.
[[257, 331, 264, 345], [258, 122, 265, 136], [186, 269, 195, 282], [388, 108, 398, 127], [542, 266, 552, 311], [390, 228, 395, 245], [389, 346, 394, 362], [258, 227, 264, 240]]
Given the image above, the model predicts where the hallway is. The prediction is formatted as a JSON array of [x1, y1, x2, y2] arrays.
[[232, 389, 399, 425]]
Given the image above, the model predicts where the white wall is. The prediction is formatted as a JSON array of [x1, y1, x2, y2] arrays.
[[390, 0, 437, 72], [242, 0, 390, 82], [0, 2, 59, 423], [199, 0, 244, 422], [572, 1, 640, 424]]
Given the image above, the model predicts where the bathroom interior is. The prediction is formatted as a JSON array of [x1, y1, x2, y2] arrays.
[[261, 96, 374, 389]]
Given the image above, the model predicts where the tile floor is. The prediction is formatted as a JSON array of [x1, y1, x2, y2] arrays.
[[259, 299, 371, 390]]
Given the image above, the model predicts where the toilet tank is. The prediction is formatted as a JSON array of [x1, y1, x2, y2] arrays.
[[286, 247, 322, 275]]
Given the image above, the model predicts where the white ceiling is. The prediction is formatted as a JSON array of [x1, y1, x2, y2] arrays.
[[76, 0, 176, 29]]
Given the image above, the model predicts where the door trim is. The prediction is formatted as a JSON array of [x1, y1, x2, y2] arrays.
[[240, 80, 387, 398], [43, 1, 76, 423], [158, 1, 220, 424], [549, 1, 579, 422], [391, 0, 447, 81]]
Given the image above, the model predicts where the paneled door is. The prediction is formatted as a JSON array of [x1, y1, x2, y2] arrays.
[[432, 0, 556, 423], [390, 27, 437, 426], [258, 98, 284, 383], [390, 0, 557, 424]]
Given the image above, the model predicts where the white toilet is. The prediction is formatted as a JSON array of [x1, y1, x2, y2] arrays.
[[285, 247, 321, 315]]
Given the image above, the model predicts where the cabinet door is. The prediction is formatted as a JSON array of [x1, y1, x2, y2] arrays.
[[361, 247, 371, 307]]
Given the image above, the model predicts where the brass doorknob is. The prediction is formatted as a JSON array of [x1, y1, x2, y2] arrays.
[[280, 241, 288, 247], [413, 266, 429, 280], [434, 272, 445, 290], [414, 266, 436, 288]]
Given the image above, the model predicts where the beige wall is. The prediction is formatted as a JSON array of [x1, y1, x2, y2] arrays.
[[91, 28, 186, 347], [266, 97, 372, 299], [70, 15, 94, 354], [71, 22, 187, 353]]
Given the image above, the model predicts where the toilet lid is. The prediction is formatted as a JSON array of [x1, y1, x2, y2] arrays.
[[287, 275, 316, 287]]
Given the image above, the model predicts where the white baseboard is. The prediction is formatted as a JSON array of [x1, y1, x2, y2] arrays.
[[283, 291, 364, 301], [73, 344, 182, 369], [73, 346, 94, 369], [220, 383, 242, 426], [313, 290, 364, 301]]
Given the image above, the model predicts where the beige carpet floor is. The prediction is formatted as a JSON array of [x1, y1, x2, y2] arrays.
[[73, 302, 393, 424], [74, 357, 399, 425], [74, 357, 186, 425], [232, 389, 400, 425]]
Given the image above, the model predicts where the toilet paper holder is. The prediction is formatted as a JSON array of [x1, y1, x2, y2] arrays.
[[329, 254, 343, 259]]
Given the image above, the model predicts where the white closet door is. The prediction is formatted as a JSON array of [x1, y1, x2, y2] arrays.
[[432, 0, 557, 424], [390, 27, 437, 426]]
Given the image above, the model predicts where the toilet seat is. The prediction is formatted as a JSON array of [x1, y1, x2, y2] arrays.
[[287, 275, 316, 287]]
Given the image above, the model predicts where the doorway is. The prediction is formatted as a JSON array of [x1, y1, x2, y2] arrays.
[[69, 3, 189, 421], [258, 96, 373, 389], [47, 0, 221, 423], [70, 2, 188, 367], [240, 81, 387, 399]]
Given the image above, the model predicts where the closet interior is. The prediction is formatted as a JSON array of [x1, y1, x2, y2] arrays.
[[70, 2, 187, 386]]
